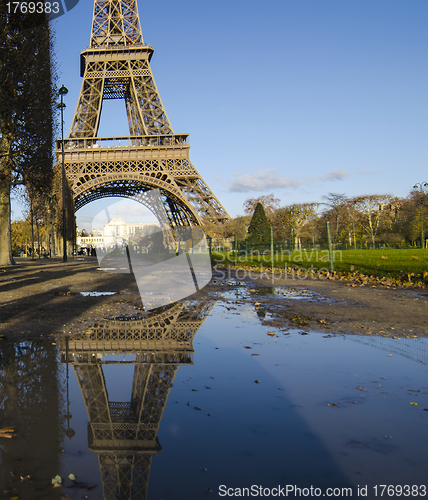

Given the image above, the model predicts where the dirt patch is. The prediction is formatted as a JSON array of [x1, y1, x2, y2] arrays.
[[0, 259, 427, 340]]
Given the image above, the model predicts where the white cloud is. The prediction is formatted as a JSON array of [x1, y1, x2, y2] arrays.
[[308, 169, 351, 183], [325, 169, 350, 181], [229, 169, 301, 193], [229, 168, 350, 193]]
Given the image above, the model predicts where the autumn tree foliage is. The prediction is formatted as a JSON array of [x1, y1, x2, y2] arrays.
[[0, 6, 55, 265], [224, 189, 428, 250], [322, 193, 348, 243]]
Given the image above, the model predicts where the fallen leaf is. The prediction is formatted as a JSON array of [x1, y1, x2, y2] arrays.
[[52, 475, 62, 485], [0, 425, 19, 438], [254, 380, 260, 384], [410, 402, 418, 405], [251, 353, 259, 356], [387, 354, 392, 357], [244, 346, 252, 349], [267, 332, 275, 337], [194, 406, 202, 410], [68, 473, 76, 480], [327, 403, 339, 407]]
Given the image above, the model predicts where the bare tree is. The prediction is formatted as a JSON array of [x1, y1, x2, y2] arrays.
[[243, 194, 281, 218], [353, 195, 392, 249], [322, 193, 348, 243], [286, 203, 319, 249]]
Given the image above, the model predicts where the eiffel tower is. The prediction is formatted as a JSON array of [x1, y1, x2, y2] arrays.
[[60, 300, 214, 499], [58, 0, 229, 226]]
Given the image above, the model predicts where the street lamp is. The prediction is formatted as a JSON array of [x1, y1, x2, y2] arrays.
[[414, 182, 428, 249], [58, 84, 68, 262]]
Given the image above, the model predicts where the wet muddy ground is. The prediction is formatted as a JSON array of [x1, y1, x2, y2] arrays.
[[1, 258, 428, 339], [0, 258, 427, 499], [210, 269, 428, 337]]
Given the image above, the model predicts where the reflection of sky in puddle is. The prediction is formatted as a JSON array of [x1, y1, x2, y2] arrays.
[[72, 304, 428, 497], [1, 302, 428, 498], [79, 291, 117, 297], [163, 306, 428, 493]]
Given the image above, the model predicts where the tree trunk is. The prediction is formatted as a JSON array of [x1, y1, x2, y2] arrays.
[[0, 135, 14, 266], [36, 221, 40, 257], [0, 176, 14, 266], [30, 198, 35, 260]]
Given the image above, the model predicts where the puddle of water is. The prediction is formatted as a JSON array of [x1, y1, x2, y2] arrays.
[[79, 291, 117, 297], [262, 285, 329, 300], [220, 284, 331, 302], [96, 267, 129, 271], [0, 301, 427, 499]]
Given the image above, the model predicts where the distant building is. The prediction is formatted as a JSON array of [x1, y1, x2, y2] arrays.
[[77, 218, 160, 249]]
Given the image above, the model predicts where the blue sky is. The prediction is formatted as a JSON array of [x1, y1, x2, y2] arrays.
[[51, 0, 428, 221]]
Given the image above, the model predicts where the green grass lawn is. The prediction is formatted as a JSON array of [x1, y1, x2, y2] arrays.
[[212, 248, 428, 283]]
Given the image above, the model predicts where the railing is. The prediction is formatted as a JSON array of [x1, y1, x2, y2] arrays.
[[83, 42, 154, 51], [56, 134, 189, 151]]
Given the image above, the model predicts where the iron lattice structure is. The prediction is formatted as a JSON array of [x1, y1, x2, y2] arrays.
[[57, 0, 229, 226], [60, 300, 214, 499]]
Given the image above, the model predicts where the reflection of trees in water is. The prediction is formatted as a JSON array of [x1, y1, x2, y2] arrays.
[[347, 335, 428, 365], [61, 299, 214, 500], [0, 340, 62, 493]]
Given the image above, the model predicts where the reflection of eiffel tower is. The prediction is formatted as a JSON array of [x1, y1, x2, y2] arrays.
[[60, 300, 213, 499]]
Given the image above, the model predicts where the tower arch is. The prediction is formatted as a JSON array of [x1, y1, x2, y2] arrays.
[[57, 0, 229, 227]]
